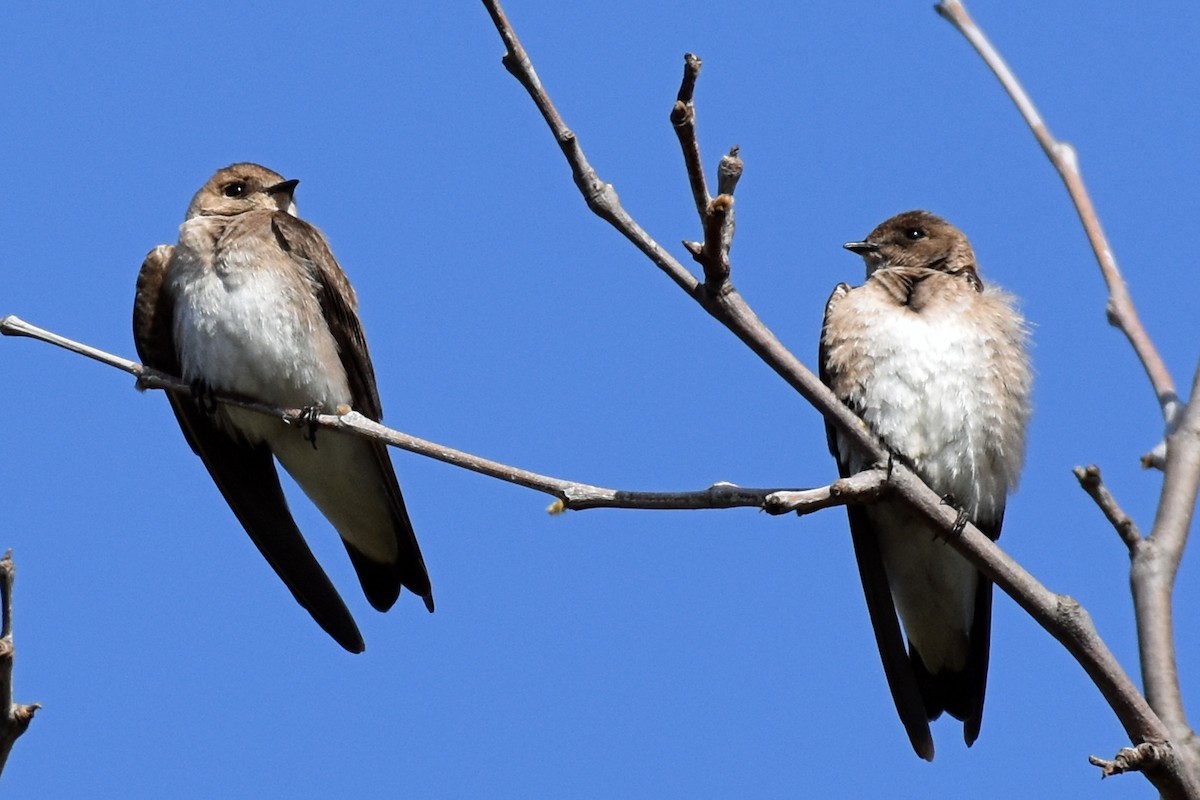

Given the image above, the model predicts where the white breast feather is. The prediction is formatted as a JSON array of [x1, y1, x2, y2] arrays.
[[840, 288, 1027, 524], [169, 223, 351, 443]]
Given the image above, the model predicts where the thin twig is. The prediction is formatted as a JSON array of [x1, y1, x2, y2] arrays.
[[702, 146, 743, 290], [1073, 465, 1142, 552], [716, 146, 743, 196], [1090, 742, 1174, 779], [550, 471, 888, 515], [1, 315, 145, 376], [481, 1, 700, 298], [764, 469, 889, 515], [668, 56, 742, 290], [701, 194, 733, 288], [0, 552, 40, 777], [670, 53, 709, 220], [935, 0, 1178, 427]]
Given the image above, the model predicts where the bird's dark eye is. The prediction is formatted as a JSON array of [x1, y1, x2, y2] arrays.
[[904, 228, 925, 241], [222, 182, 247, 198]]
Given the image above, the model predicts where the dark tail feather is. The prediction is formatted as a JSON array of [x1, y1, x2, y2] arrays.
[[909, 575, 993, 746], [344, 441, 434, 613], [847, 507, 935, 761]]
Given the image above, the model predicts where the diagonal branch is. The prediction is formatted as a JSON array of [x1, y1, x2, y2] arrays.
[[937, 0, 1199, 786], [1073, 465, 1142, 552], [935, 0, 1178, 429], [481, 0, 700, 299], [481, 2, 1197, 796]]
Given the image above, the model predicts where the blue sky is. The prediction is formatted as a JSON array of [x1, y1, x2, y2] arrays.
[[3, 2, 1197, 797]]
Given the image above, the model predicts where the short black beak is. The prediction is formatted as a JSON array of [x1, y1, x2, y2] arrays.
[[266, 178, 300, 197], [843, 240, 880, 255]]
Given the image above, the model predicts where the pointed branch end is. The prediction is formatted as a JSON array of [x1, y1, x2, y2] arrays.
[[0, 316, 35, 339], [1072, 464, 1101, 488], [1088, 742, 1171, 779], [1140, 441, 1167, 471], [13, 703, 40, 729], [764, 469, 889, 516], [933, 0, 964, 24], [675, 53, 702, 106], [1104, 300, 1119, 328], [716, 146, 744, 196], [499, 51, 520, 79]]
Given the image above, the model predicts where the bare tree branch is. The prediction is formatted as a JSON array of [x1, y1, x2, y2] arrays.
[[481, 0, 700, 299], [549, 470, 889, 515], [1091, 742, 1178, 780], [935, 0, 1179, 430], [670, 53, 709, 220], [670, 53, 742, 291], [764, 469, 890, 515], [1073, 465, 1142, 551], [1135, 363, 1200, 769], [0, 551, 40, 777], [480, 2, 1198, 795], [702, 147, 743, 290], [936, 0, 1199, 787]]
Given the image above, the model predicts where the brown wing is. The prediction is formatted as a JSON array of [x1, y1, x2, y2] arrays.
[[269, 214, 434, 611], [819, 283, 935, 761], [133, 246, 180, 377], [132, 246, 367, 653]]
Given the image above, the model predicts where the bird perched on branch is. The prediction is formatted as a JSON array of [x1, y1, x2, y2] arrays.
[[133, 162, 433, 652], [820, 210, 1031, 759]]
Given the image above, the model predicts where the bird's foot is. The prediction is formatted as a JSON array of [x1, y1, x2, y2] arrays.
[[877, 449, 906, 480], [299, 405, 322, 449], [940, 493, 971, 536], [190, 379, 218, 415]]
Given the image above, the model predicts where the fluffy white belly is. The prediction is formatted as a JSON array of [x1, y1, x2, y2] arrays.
[[848, 311, 1008, 524], [170, 257, 351, 442]]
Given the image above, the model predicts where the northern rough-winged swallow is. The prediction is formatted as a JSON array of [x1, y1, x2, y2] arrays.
[[133, 162, 433, 653], [819, 210, 1031, 759]]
